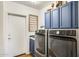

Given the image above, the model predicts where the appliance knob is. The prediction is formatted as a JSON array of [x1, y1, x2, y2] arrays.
[[56, 31, 60, 34]]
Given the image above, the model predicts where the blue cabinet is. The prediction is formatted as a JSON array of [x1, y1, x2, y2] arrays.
[[45, 11, 51, 29], [60, 2, 72, 28], [30, 38, 35, 56], [45, 1, 78, 29], [51, 8, 60, 28], [71, 1, 78, 28]]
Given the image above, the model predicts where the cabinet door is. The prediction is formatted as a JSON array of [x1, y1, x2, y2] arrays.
[[30, 39, 35, 54], [60, 2, 72, 28], [45, 11, 51, 29], [72, 1, 78, 28], [51, 8, 60, 28]]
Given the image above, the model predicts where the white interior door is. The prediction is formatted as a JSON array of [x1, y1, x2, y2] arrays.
[[8, 14, 26, 57]]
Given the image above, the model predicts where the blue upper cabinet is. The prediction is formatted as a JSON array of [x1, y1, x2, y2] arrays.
[[45, 11, 51, 29], [71, 1, 78, 28], [60, 2, 72, 28], [51, 8, 60, 28], [45, 1, 78, 29]]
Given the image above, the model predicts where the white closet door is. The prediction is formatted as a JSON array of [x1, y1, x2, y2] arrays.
[[8, 14, 26, 57]]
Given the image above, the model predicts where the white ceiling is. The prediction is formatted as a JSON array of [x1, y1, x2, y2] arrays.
[[14, 1, 52, 10]]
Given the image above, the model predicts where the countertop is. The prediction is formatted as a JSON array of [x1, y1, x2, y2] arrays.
[[29, 35, 35, 40]]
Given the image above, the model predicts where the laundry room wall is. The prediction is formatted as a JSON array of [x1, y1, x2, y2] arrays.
[[38, 4, 52, 29], [38, 2, 53, 29]]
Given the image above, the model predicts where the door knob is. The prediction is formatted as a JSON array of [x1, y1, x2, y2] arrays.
[[8, 35, 11, 36], [8, 38, 11, 40]]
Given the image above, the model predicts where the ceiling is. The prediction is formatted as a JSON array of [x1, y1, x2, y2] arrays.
[[14, 1, 52, 10]]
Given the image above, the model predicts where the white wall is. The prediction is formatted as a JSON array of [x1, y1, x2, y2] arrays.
[[3, 1, 39, 56], [38, 4, 51, 29], [0, 1, 5, 57]]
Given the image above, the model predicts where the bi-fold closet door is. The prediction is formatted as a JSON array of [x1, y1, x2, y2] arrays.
[[7, 14, 26, 57]]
